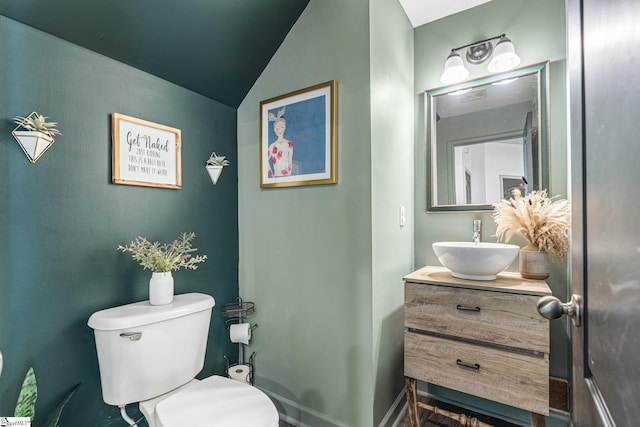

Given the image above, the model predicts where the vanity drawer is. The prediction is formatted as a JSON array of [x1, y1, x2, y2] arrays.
[[404, 331, 549, 415], [404, 282, 548, 354]]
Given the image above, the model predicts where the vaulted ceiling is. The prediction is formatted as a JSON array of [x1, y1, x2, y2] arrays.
[[1, 1, 485, 108], [0, 0, 310, 108]]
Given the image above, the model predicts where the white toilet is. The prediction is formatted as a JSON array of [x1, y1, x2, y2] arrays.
[[88, 293, 279, 427]]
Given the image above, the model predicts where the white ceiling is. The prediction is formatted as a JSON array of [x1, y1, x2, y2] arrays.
[[398, 0, 493, 28]]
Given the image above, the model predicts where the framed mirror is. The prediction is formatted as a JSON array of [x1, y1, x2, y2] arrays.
[[426, 62, 549, 211]]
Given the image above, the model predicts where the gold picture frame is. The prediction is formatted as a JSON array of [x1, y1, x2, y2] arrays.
[[112, 113, 182, 189], [259, 80, 337, 188]]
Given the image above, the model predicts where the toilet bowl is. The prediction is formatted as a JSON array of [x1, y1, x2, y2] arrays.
[[88, 293, 278, 427]]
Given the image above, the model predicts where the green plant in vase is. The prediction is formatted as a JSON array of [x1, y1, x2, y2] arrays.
[[117, 232, 207, 272], [117, 232, 207, 305]]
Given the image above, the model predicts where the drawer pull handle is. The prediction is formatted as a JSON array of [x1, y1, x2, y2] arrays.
[[456, 359, 480, 371], [456, 305, 481, 313]]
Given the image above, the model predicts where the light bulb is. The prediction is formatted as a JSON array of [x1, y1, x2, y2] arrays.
[[440, 51, 469, 84], [488, 36, 521, 73]]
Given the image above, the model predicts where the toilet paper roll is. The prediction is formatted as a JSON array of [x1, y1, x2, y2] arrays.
[[229, 364, 251, 383], [229, 322, 251, 344]]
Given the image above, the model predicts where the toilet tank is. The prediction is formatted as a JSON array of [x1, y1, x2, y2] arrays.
[[88, 293, 215, 406]]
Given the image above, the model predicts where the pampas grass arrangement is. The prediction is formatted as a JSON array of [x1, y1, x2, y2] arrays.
[[493, 189, 571, 261]]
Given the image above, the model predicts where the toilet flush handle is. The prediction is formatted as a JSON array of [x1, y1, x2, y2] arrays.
[[120, 332, 142, 341]]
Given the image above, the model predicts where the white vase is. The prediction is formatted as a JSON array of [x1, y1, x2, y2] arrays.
[[149, 272, 174, 305]]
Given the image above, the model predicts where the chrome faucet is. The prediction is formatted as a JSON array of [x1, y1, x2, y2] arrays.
[[472, 220, 481, 243]]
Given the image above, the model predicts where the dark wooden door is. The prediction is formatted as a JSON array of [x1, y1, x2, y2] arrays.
[[568, 0, 640, 425]]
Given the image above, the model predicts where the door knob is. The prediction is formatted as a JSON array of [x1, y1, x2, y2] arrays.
[[537, 294, 582, 327]]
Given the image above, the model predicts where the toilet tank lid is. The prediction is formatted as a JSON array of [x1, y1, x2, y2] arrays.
[[88, 293, 215, 331]]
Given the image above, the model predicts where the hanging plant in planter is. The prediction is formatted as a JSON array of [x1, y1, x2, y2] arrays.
[[493, 189, 571, 279], [12, 112, 62, 163], [205, 151, 230, 185]]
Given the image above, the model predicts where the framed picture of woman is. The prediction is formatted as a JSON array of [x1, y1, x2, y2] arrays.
[[259, 80, 337, 188], [500, 175, 524, 200]]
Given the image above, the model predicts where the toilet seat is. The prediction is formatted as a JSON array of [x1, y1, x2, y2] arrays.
[[147, 375, 279, 427]]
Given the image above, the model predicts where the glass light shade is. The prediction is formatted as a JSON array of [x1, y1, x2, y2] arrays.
[[488, 36, 521, 73], [440, 52, 469, 84]]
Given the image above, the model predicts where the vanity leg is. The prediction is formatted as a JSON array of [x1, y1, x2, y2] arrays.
[[405, 377, 420, 427], [531, 412, 545, 427]]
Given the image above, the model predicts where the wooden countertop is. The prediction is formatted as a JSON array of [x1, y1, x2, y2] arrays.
[[403, 265, 552, 296]]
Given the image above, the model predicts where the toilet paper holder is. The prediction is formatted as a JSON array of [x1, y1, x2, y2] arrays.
[[221, 297, 255, 319], [222, 297, 258, 385], [224, 318, 259, 331], [222, 296, 258, 339], [224, 352, 256, 385]]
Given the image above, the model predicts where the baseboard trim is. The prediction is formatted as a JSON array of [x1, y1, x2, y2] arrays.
[[264, 386, 407, 427], [379, 386, 407, 427], [262, 388, 350, 427], [264, 378, 565, 427]]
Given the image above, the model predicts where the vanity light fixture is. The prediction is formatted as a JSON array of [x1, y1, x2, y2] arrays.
[[440, 34, 521, 84]]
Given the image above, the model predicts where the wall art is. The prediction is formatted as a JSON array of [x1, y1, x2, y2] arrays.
[[260, 81, 337, 188], [112, 113, 182, 189]]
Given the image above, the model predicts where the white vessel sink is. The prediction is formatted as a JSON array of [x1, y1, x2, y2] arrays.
[[432, 242, 519, 281]]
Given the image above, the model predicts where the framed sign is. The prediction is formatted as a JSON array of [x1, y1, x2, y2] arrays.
[[112, 113, 182, 189], [260, 80, 337, 188]]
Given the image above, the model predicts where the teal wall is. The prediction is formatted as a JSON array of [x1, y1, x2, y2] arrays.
[[413, 0, 569, 424], [0, 16, 238, 426], [237, 0, 413, 426]]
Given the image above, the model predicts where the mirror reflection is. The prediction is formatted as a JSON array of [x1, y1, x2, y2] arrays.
[[426, 63, 549, 211]]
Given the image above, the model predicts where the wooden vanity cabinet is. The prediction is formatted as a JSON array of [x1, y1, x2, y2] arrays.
[[403, 266, 552, 426]]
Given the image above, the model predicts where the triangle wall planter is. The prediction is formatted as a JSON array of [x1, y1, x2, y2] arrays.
[[12, 130, 55, 163], [206, 165, 224, 185]]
